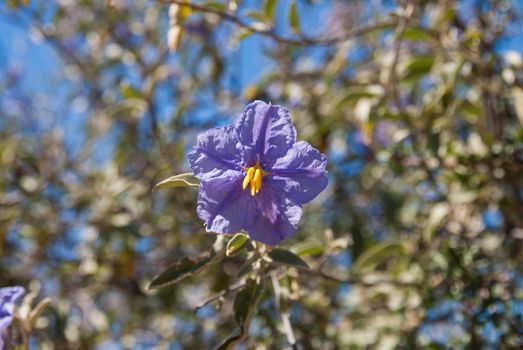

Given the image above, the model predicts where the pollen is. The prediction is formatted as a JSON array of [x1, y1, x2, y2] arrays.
[[242, 161, 266, 196]]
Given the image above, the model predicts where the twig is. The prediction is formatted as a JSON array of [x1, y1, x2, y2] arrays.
[[388, 3, 415, 114], [193, 278, 250, 312], [271, 275, 299, 349], [158, 0, 397, 46], [307, 269, 420, 288]]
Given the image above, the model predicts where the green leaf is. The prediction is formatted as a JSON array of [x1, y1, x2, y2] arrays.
[[153, 173, 199, 191], [28, 297, 52, 330], [293, 241, 324, 257], [213, 328, 243, 350], [226, 233, 249, 256], [243, 10, 270, 23], [403, 55, 435, 81], [402, 28, 432, 41], [351, 241, 404, 274], [264, 0, 277, 19], [201, 1, 227, 12], [148, 253, 216, 289], [335, 90, 381, 109], [234, 28, 254, 41], [268, 248, 310, 269], [121, 83, 142, 99], [214, 278, 265, 350], [233, 279, 262, 325], [289, 0, 300, 33]]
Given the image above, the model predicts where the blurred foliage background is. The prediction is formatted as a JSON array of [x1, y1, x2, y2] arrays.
[[1, 0, 523, 349]]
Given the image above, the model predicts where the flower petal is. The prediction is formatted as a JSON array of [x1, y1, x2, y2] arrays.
[[268, 141, 328, 204], [197, 170, 256, 234], [244, 185, 303, 245], [0, 286, 25, 346], [235, 101, 296, 168], [187, 125, 243, 180]]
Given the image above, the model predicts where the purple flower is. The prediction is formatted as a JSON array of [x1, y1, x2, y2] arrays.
[[188, 101, 328, 245], [0, 286, 25, 350]]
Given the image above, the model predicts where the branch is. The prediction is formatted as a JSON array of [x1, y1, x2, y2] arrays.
[[307, 269, 420, 288], [388, 3, 415, 114], [193, 279, 246, 312], [271, 274, 300, 349], [158, 0, 397, 46]]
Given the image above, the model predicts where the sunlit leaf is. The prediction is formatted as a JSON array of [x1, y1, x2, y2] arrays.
[[403, 55, 434, 81], [293, 242, 324, 257], [402, 28, 432, 41], [243, 10, 270, 23], [153, 173, 199, 191], [201, 1, 227, 12], [289, 0, 300, 33], [28, 297, 52, 329], [226, 233, 249, 256], [233, 28, 254, 41], [121, 84, 142, 99], [268, 248, 309, 269], [335, 91, 381, 109], [424, 203, 449, 240], [264, 0, 277, 19]]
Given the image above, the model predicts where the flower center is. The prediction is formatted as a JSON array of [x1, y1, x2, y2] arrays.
[[242, 161, 266, 196]]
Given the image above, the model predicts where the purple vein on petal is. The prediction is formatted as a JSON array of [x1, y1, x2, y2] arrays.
[[202, 177, 245, 231], [256, 103, 273, 159], [195, 147, 243, 171], [268, 167, 326, 176]]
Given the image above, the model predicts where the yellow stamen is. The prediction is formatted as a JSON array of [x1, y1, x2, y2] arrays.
[[242, 167, 255, 190], [253, 169, 262, 194], [242, 161, 267, 196]]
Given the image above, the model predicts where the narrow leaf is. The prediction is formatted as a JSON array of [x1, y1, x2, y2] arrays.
[[153, 173, 199, 191], [402, 28, 432, 41], [226, 233, 249, 256], [214, 278, 265, 350], [213, 328, 243, 350], [268, 248, 309, 269], [293, 242, 324, 257], [148, 253, 215, 289], [201, 1, 227, 12], [351, 241, 403, 273], [289, 0, 299, 33], [28, 297, 52, 329], [233, 279, 260, 325], [264, 0, 277, 19], [234, 28, 254, 41], [121, 84, 142, 99], [403, 55, 435, 81], [243, 10, 270, 23]]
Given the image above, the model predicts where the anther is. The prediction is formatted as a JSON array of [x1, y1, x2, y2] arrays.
[[243, 167, 255, 190], [250, 179, 256, 196], [253, 169, 262, 194]]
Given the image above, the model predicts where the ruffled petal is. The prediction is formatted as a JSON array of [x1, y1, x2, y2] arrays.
[[268, 141, 328, 204], [187, 125, 243, 180], [0, 286, 25, 331], [244, 185, 303, 245], [197, 170, 257, 234], [235, 101, 296, 168]]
